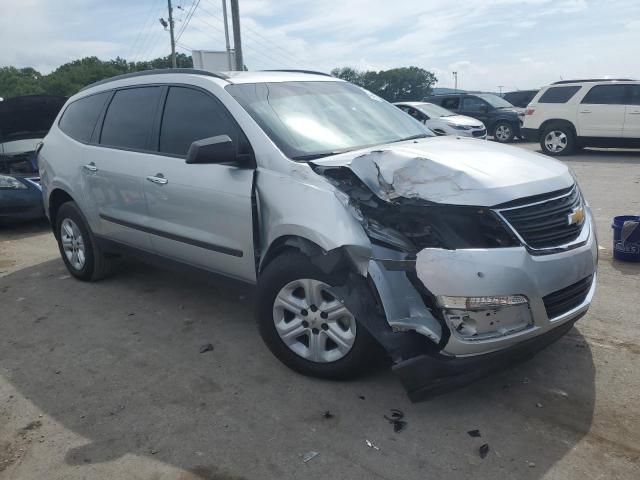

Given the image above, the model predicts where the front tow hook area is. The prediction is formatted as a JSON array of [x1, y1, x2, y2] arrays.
[[392, 316, 580, 402]]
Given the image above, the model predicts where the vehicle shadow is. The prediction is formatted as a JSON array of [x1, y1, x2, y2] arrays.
[[0, 218, 50, 238], [0, 259, 596, 480]]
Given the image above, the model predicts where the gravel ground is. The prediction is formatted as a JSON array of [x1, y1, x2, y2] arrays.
[[1, 143, 639, 480]]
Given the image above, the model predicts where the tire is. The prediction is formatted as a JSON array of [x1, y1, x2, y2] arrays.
[[493, 121, 515, 143], [256, 252, 378, 380], [540, 123, 576, 156], [55, 201, 113, 281]]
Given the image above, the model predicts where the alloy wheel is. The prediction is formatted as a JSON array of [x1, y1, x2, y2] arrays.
[[495, 124, 512, 141], [60, 218, 86, 270], [272, 279, 357, 363], [544, 130, 568, 153]]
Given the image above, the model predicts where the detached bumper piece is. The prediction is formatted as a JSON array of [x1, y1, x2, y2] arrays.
[[392, 317, 579, 402]]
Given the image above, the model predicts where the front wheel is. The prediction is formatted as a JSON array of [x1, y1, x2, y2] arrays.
[[256, 252, 377, 380], [493, 121, 515, 143]]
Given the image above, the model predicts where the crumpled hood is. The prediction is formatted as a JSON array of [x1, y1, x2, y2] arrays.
[[311, 136, 573, 206]]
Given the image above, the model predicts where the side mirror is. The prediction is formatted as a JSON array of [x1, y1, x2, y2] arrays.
[[186, 135, 236, 164]]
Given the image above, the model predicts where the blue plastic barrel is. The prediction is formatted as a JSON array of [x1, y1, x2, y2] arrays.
[[612, 215, 640, 262]]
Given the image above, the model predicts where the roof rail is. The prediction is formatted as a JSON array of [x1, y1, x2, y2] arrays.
[[552, 78, 634, 85], [260, 69, 333, 77], [425, 92, 468, 96], [80, 68, 229, 91]]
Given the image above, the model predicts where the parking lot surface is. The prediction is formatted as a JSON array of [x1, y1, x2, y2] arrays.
[[1, 143, 639, 480]]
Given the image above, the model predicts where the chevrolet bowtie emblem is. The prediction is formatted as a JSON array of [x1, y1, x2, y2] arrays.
[[567, 206, 585, 226]]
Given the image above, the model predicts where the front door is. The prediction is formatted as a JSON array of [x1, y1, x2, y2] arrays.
[[143, 86, 256, 282], [577, 84, 627, 137], [82, 86, 164, 251]]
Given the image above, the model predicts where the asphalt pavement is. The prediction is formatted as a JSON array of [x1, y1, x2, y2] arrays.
[[1, 143, 639, 480]]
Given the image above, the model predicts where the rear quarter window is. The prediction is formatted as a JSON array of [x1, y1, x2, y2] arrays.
[[537, 86, 581, 103], [58, 92, 110, 142]]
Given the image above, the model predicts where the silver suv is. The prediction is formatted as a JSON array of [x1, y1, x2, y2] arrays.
[[39, 69, 598, 401]]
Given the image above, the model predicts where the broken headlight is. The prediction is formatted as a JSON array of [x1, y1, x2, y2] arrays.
[[361, 204, 520, 252]]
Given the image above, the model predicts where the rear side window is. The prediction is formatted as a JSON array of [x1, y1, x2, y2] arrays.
[[441, 97, 460, 110], [630, 85, 640, 105], [538, 86, 580, 104], [581, 85, 628, 105], [159, 87, 238, 156], [462, 96, 487, 112], [100, 87, 162, 150], [58, 92, 110, 142]]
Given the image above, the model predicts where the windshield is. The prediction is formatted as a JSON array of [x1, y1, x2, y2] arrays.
[[476, 94, 514, 108], [226, 81, 432, 160], [413, 102, 456, 118]]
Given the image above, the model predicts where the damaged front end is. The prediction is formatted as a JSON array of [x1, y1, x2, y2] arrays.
[[309, 146, 595, 401]]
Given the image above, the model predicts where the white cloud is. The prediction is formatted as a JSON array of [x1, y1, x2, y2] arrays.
[[1, 0, 639, 92]]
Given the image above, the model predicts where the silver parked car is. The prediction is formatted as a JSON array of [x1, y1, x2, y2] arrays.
[[394, 101, 487, 138], [39, 69, 597, 401]]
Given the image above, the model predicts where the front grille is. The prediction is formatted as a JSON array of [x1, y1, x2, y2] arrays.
[[472, 128, 486, 137], [543, 275, 593, 319], [498, 186, 584, 249]]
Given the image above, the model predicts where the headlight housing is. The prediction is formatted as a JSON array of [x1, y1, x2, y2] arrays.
[[363, 203, 520, 252], [447, 123, 472, 131], [0, 175, 28, 190]]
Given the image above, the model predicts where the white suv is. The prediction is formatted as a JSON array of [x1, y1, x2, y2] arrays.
[[522, 79, 640, 155]]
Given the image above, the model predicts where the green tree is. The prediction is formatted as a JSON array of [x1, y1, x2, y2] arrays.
[[0, 53, 194, 99], [331, 66, 437, 102]]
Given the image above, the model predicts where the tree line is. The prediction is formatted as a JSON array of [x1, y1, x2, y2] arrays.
[[0, 55, 436, 102]]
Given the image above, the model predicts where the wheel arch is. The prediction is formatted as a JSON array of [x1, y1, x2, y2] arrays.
[[539, 118, 577, 137], [48, 188, 75, 237]]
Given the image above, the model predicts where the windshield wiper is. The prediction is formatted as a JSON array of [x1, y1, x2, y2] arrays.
[[389, 134, 431, 143], [291, 151, 347, 161]]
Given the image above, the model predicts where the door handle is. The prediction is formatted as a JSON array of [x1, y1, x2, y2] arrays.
[[579, 110, 592, 114], [83, 162, 98, 172], [629, 111, 640, 115], [146, 174, 168, 185]]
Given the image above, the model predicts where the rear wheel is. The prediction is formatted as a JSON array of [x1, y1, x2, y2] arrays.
[[493, 121, 515, 143], [256, 252, 377, 379], [55, 202, 113, 281], [540, 124, 575, 156]]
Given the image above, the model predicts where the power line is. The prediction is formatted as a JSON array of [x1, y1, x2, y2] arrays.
[[176, 0, 201, 40], [200, 0, 307, 67], [132, 2, 169, 62], [129, 0, 163, 61]]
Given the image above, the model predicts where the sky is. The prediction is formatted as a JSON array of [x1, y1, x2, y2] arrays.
[[1, 0, 639, 91]]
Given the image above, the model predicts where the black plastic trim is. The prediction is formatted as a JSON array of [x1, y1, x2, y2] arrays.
[[99, 213, 243, 257]]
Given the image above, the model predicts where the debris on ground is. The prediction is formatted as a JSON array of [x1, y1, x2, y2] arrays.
[[358, 395, 366, 400], [302, 451, 319, 463], [365, 439, 380, 451], [384, 408, 407, 433], [527, 461, 536, 468], [535, 402, 543, 408], [479, 443, 490, 459], [150, 449, 158, 455], [322, 410, 334, 419], [522, 377, 530, 384], [467, 429, 481, 438], [199, 343, 214, 353]]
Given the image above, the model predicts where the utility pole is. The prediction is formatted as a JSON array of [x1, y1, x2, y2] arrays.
[[230, 0, 243, 70], [497, 85, 504, 95], [452, 71, 458, 91], [167, 0, 177, 68], [222, 0, 232, 70]]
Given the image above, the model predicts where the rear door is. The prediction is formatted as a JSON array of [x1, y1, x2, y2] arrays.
[[577, 84, 627, 137], [623, 85, 640, 138], [83, 86, 163, 250], [143, 85, 256, 282]]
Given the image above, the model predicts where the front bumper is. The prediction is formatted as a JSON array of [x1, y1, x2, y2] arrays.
[[0, 177, 44, 224], [393, 314, 581, 402]]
